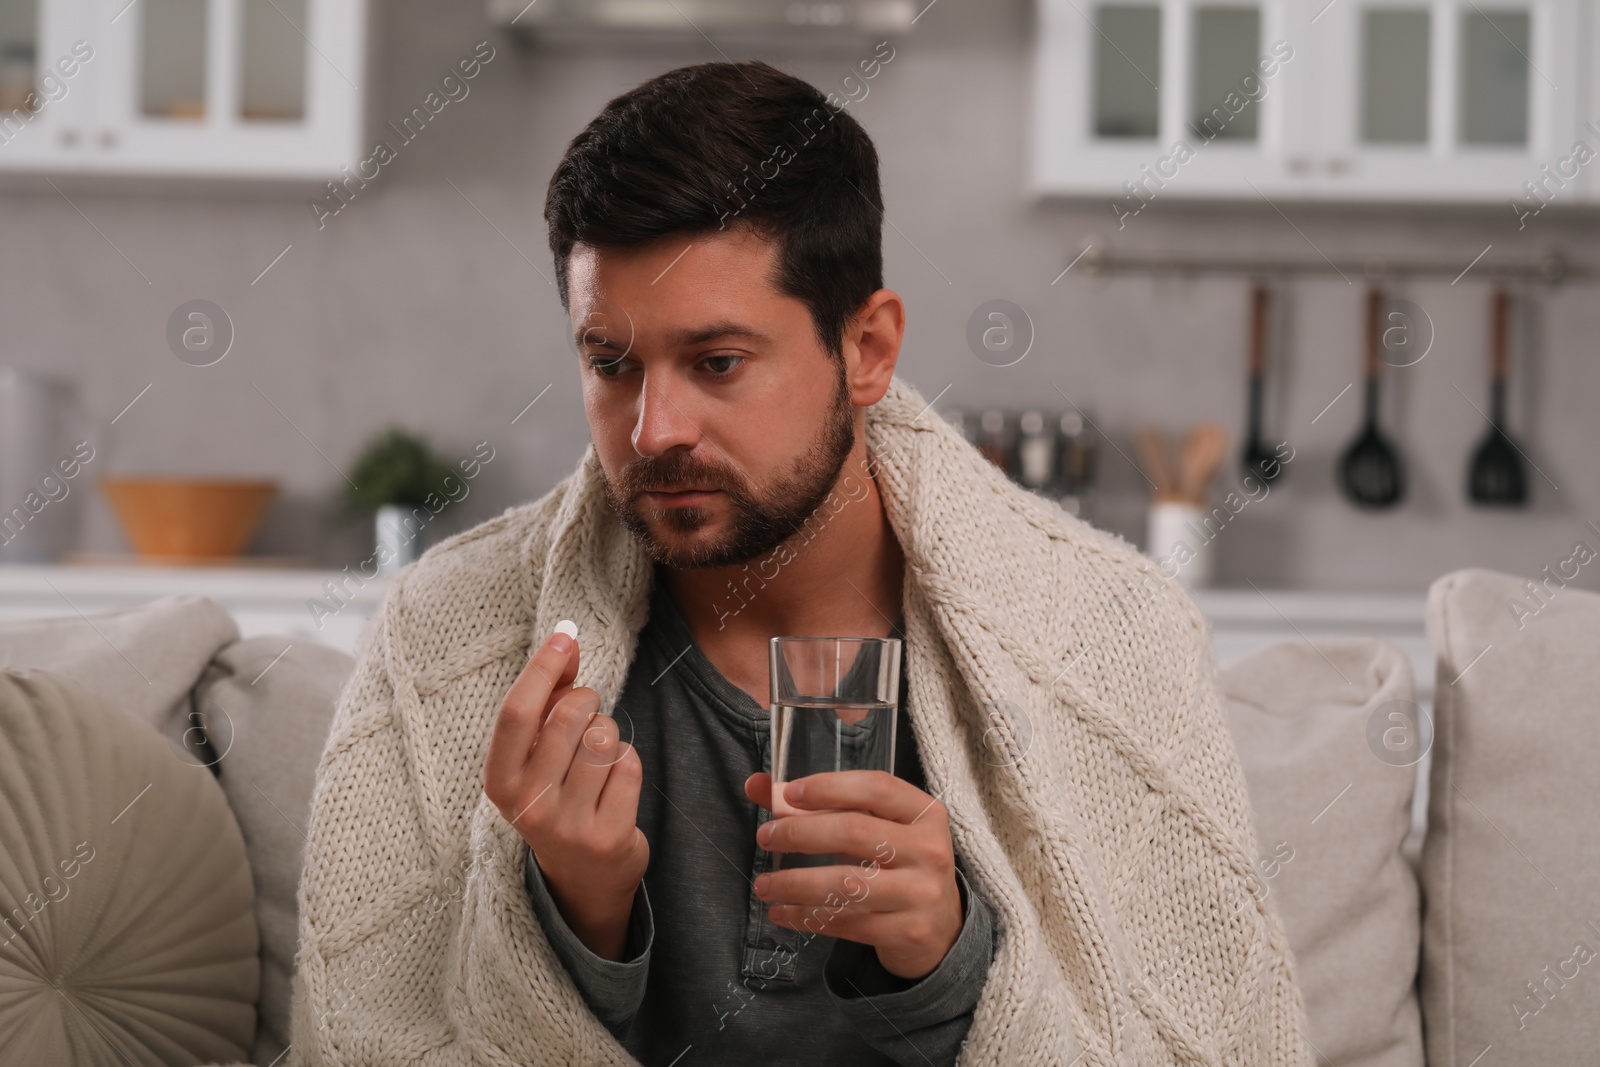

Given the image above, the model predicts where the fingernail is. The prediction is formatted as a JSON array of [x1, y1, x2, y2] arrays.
[[550, 619, 577, 653], [753, 873, 770, 895], [785, 780, 805, 803], [756, 821, 773, 846]]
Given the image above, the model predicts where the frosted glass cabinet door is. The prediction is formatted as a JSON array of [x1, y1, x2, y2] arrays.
[[138, 0, 208, 121], [0, 0, 95, 168], [1032, 0, 1312, 204], [1033, 0, 1169, 199], [239, 0, 308, 121], [1309, 0, 1580, 201], [1031, 0, 1589, 203], [1164, 0, 1309, 195], [57, 0, 365, 177]]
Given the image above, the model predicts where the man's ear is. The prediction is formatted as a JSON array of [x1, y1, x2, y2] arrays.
[[842, 289, 905, 407]]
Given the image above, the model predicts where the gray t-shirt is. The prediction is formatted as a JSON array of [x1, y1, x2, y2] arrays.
[[523, 568, 998, 1066]]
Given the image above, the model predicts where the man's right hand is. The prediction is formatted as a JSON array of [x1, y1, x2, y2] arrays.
[[484, 622, 648, 961]]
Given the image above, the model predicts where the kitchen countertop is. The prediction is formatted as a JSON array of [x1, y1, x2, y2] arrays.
[[0, 563, 1424, 620], [0, 563, 1430, 671]]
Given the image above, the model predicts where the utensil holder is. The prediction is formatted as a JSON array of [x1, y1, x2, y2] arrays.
[[1145, 497, 1215, 588]]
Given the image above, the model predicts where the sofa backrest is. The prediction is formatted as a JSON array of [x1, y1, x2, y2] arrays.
[[1421, 568, 1600, 1065], [1221, 635, 1426, 1067], [11, 572, 1599, 1066], [0, 593, 353, 1067], [192, 635, 355, 1066], [0, 592, 239, 739]]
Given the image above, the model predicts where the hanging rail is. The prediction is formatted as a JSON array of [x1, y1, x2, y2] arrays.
[[1062, 246, 1589, 285]]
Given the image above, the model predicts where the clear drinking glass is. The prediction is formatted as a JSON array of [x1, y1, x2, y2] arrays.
[[768, 636, 902, 869]]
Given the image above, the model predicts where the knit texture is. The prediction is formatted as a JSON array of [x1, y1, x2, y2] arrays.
[[285, 375, 1313, 1066]]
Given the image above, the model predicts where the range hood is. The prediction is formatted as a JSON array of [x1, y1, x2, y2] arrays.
[[486, 0, 917, 43]]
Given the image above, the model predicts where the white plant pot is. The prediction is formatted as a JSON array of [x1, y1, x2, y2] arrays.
[[375, 503, 426, 575]]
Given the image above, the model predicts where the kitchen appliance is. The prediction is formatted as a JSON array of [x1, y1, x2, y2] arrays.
[[0, 368, 86, 564], [1467, 288, 1529, 506], [1338, 288, 1405, 509]]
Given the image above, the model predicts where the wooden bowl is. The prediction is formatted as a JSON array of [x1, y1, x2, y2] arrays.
[[100, 478, 277, 561]]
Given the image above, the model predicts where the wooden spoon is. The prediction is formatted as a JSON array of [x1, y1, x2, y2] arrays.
[[1136, 427, 1175, 499], [1178, 422, 1230, 503]]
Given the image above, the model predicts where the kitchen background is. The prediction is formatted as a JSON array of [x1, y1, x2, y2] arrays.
[[1, 0, 1597, 593]]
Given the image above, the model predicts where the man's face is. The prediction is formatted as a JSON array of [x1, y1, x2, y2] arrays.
[[568, 228, 857, 569]]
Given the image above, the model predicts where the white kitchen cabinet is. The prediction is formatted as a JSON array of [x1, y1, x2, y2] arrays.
[[1308, 0, 1581, 201], [1031, 0, 1591, 204], [0, 0, 87, 167], [1032, 0, 1311, 204], [0, 0, 367, 179]]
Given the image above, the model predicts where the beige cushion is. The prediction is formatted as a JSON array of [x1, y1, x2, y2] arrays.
[[1221, 637, 1424, 1067], [1422, 568, 1600, 1064], [0, 667, 259, 1064], [0, 593, 238, 736], [191, 636, 352, 1067]]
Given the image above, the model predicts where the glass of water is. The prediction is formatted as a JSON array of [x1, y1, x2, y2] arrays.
[[768, 636, 902, 868]]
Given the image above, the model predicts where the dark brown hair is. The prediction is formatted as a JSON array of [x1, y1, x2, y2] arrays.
[[544, 61, 884, 361]]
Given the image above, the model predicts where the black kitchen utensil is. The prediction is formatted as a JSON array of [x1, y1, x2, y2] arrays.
[[1241, 283, 1282, 484], [1338, 287, 1405, 508], [1468, 288, 1528, 506]]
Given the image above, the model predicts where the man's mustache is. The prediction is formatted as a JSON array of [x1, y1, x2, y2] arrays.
[[618, 455, 738, 497]]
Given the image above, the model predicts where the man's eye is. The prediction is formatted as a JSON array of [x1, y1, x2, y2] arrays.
[[587, 355, 627, 376], [703, 354, 743, 375]]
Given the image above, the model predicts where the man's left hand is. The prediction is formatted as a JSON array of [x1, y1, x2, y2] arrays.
[[743, 770, 963, 981]]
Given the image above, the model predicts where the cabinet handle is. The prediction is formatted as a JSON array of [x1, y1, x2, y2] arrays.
[[1324, 157, 1351, 174], [58, 129, 78, 147], [98, 130, 117, 149], [1287, 155, 1312, 174]]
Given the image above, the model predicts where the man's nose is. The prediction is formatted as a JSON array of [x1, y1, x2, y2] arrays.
[[631, 370, 702, 458]]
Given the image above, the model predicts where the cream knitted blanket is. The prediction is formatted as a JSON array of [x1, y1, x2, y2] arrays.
[[284, 375, 1312, 1066]]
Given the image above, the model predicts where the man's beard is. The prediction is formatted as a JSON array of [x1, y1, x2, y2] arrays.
[[600, 367, 856, 569]]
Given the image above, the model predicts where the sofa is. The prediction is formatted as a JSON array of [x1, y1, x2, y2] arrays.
[[0, 567, 1594, 1065]]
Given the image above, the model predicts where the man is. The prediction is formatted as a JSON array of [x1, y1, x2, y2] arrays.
[[289, 61, 1312, 1066]]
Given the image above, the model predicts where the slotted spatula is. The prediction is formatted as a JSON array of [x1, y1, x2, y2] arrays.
[[1468, 287, 1528, 506], [1338, 287, 1405, 509], [1241, 284, 1282, 485]]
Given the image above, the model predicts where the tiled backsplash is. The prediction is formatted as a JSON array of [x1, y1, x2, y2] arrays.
[[1, 0, 1595, 593]]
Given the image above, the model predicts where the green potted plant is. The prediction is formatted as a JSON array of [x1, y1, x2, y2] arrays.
[[342, 427, 455, 575]]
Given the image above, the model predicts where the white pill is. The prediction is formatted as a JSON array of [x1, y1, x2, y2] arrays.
[[553, 619, 578, 641]]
